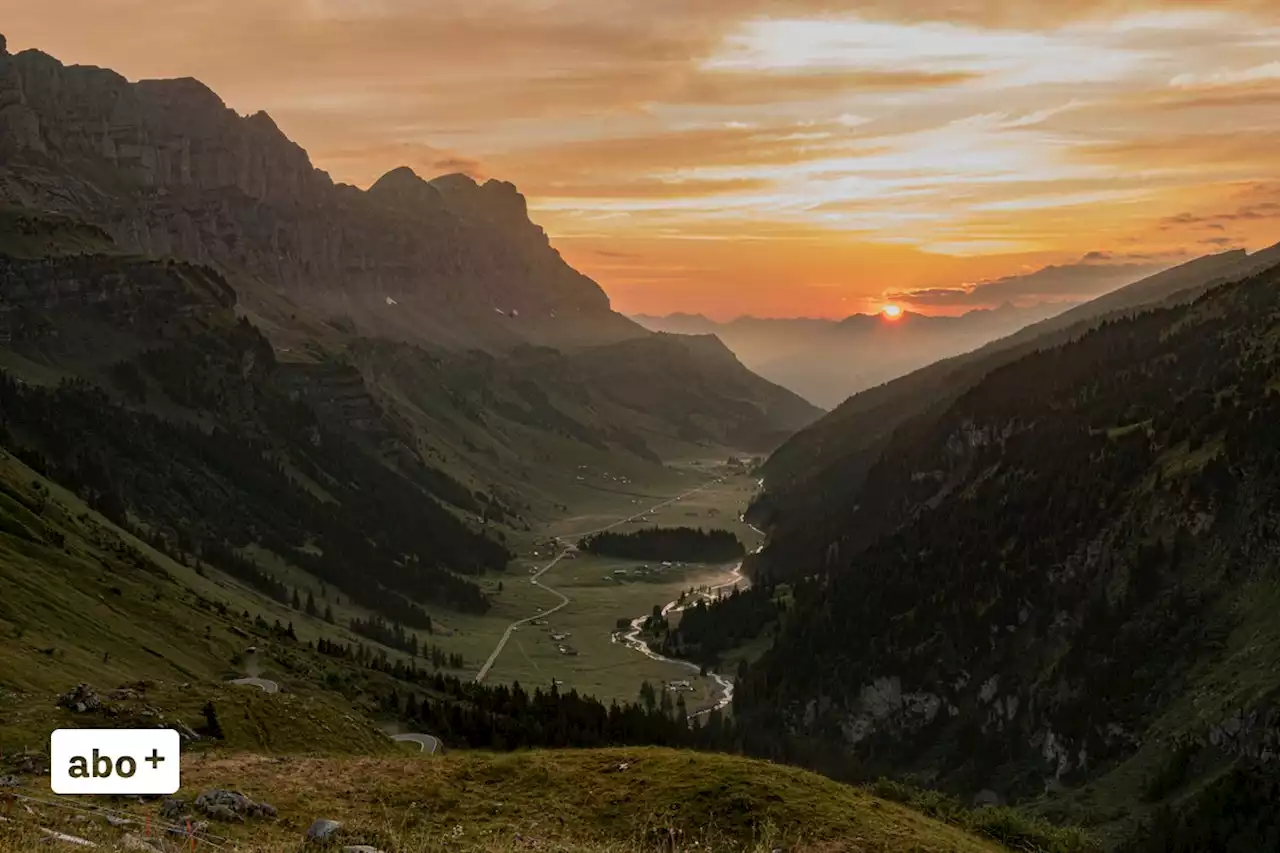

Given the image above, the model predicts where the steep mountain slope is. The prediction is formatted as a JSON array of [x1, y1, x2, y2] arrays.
[[634, 304, 1067, 408], [563, 333, 822, 451], [0, 39, 640, 352], [0, 36, 818, 460], [754, 245, 1280, 552], [733, 257, 1280, 842], [0, 237, 506, 620]]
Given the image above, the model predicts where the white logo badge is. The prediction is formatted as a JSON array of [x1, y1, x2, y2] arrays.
[[50, 729, 181, 795]]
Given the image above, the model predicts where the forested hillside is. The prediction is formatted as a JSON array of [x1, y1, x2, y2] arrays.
[[726, 257, 1280, 842], [0, 250, 506, 617], [753, 245, 1280, 570]]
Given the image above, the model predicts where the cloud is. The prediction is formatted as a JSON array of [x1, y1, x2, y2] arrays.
[[432, 157, 485, 175], [1171, 62, 1280, 89], [1160, 199, 1280, 230], [7, 0, 1280, 318], [887, 255, 1173, 307]]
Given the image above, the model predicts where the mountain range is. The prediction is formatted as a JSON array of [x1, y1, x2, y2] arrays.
[[633, 302, 1075, 409], [0, 33, 823, 692], [0, 35, 819, 521]]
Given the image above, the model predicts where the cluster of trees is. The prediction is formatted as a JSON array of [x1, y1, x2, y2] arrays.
[[290, 586, 335, 623], [315, 635, 463, 671], [385, 679, 715, 751], [349, 614, 430, 656], [579, 526, 744, 563], [655, 586, 786, 668]]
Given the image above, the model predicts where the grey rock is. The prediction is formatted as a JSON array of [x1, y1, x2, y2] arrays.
[[171, 722, 201, 742], [307, 819, 342, 842], [166, 820, 208, 838], [194, 789, 251, 812], [192, 788, 275, 822], [972, 789, 1005, 808], [39, 829, 96, 847], [342, 847, 386, 853], [159, 799, 186, 819], [57, 684, 103, 713], [104, 814, 132, 828], [0, 774, 20, 787], [120, 834, 162, 853], [203, 804, 241, 823]]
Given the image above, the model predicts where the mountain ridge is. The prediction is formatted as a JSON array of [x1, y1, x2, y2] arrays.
[[633, 302, 1072, 408], [754, 242, 1280, 537], [0, 36, 642, 352]]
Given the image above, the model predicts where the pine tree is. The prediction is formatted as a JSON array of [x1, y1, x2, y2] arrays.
[[324, 604, 334, 624], [200, 701, 225, 740], [639, 680, 657, 712], [291, 588, 301, 610], [305, 589, 317, 617]]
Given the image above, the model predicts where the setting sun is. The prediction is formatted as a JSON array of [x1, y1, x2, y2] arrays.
[[882, 304, 904, 320]]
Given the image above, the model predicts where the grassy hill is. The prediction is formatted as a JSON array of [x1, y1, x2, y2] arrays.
[[0, 747, 1092, 853]]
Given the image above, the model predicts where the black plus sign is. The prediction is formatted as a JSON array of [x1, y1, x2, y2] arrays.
[[146, 749, 165, 770]]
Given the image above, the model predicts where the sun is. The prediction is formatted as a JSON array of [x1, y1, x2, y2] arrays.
[[881, 304, 904, 320]]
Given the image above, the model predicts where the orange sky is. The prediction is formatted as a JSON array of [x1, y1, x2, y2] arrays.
[[6, 1, 1280, 318]]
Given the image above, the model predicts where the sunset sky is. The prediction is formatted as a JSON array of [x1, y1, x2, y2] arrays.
[[6, 1, 1280, 318]]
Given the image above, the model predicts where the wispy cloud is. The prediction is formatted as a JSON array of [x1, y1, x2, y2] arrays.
[[6, 0, 1280, 317]]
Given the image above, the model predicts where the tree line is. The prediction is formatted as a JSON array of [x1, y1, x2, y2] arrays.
[[579, 526, 745, 563]]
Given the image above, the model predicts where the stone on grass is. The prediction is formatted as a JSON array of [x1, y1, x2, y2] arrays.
[[307, 819, 342, 842]]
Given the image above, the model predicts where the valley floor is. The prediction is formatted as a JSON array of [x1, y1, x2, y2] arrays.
[[443, 464, 763, 708]]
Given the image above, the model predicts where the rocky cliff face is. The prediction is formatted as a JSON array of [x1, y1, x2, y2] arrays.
[[0, 253, 235, 353], [0, 36, 642, 352]]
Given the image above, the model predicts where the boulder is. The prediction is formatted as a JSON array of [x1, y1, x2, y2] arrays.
[[306, 819, 342, 842], [166, 820, 208, 837], [159, 799, 186, 819], [193, 789, 276, 821], [57, 683, 102, 713], [120, 834, 163, 853]]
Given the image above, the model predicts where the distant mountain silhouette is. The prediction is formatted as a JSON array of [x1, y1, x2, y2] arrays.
[[632, 303, 1069, 408]]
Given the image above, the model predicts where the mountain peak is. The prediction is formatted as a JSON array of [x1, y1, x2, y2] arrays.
[[429, 172, 529, 222], [0, 39, 644, 351], [429, 171, 480, 191], [134, 76, 227, 112], [368, 165, 445, 212], [370, 165, 432, 194], [245, 109, 281, 132]]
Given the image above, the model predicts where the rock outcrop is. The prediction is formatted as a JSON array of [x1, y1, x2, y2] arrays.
[[0, 36, 643, 352]]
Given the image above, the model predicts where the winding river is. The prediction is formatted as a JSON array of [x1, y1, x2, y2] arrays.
[[611, 526, 763, 719]]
